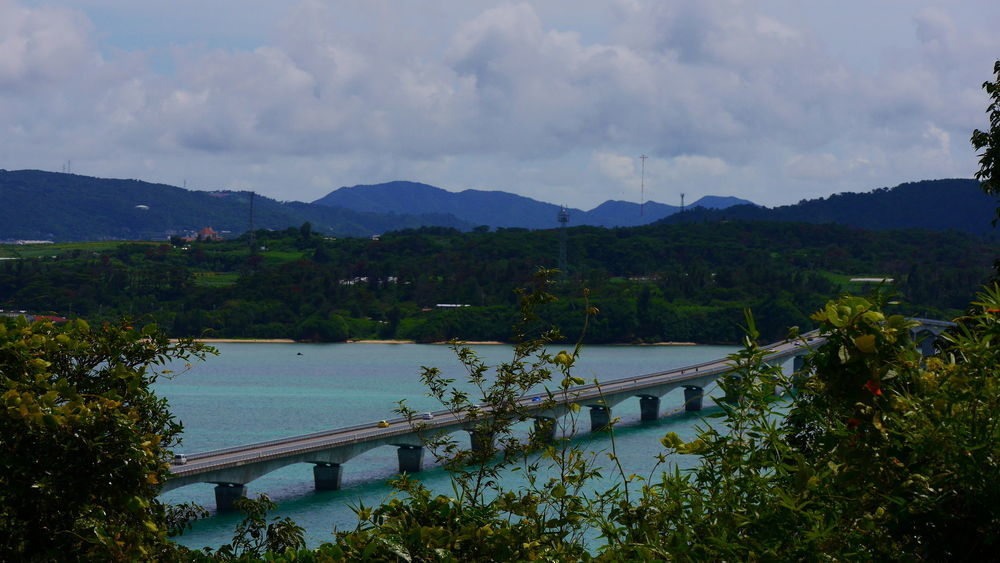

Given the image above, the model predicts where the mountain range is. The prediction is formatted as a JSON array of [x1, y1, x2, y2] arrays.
[[0, 170, 749, 241], [0, 170, 471, 242], [659, 179, 997, 235], [312, 181, 752, 229], [0, 169, 993, 241]]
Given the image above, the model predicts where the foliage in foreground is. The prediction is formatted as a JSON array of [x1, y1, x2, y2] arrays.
[[610, 290, 999, 560], [0, 317, 213, 560], [972, 59, 1000, 225]]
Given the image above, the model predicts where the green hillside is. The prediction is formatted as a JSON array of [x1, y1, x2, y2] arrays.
[[0, 169, 471, 241], [662, 179, 998, 234], [1, 220, 994, 344]]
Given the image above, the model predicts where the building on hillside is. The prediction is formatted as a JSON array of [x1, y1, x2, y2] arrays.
[[184, 227, 222, 242], [0, 310, 68, 323]]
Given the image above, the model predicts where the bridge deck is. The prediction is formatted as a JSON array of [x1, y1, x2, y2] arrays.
[[166, 333, 821, 487]]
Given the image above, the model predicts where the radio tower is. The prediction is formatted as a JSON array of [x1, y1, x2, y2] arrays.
[[639, 154, 648, 216], [558, 206, 569, 278], [248, 191, 257, 254]]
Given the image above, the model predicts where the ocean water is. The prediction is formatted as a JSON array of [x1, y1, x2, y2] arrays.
[[155, 342, 738, 550]]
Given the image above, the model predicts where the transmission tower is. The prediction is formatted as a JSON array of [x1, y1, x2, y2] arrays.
[[558, 206, 569, 278], [249, 191, 257, 254], [639, 154, 648, 216]]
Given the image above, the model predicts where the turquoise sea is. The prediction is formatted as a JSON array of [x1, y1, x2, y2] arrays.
[[155, 342, 738, 550]]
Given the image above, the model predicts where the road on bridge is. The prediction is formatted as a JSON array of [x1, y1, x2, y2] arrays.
[[169, 333, 820, 481]]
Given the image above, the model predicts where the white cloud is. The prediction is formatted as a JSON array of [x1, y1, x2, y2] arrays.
[[0, 1, 96, 90], [593, 151, 636, 185], [664, 155, 729, 178], [0, 0, 998, 209], [785, 153, 841, 181]]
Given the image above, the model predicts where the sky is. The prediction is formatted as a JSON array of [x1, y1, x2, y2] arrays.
[[2, 1, 999, 209]]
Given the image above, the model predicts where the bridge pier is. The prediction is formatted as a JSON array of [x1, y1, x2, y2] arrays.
[[916, 330, 936, 356], [532, 416, 557, 442], [213, 483, 247, 512], [312, 462, 343, 491], [468, 429, 495, 455], [793, 355, 806, 373], [920, 338, 935, 356], [639, 395, 661, 421], [789, 355, 808, 392], [683, 386, 703, 411], [589, 405, 611, 431], [397, 445, 424, 473]]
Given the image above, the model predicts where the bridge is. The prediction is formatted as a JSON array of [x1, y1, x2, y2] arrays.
[[163, 320, 953, 511]]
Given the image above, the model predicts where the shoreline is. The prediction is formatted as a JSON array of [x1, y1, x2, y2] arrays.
[[179, 338, 296, 343], [616, 341, 699, 346], [174, 338, 706, 346]]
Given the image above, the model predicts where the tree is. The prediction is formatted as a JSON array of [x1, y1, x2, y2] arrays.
[[203, 495, 304, 560], [971, 60, 1000, 224], [0, 317, 212, 560], [324, 270, 599, 560], [298, 221, 313, 240], [602, 291, 1000, 560]]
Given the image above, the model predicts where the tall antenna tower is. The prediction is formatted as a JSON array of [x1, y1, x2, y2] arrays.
[[248, 191, 257, 253], [680, 193, 685, 215], [639, 154, 648, 217], [558, 206, 569, 278]]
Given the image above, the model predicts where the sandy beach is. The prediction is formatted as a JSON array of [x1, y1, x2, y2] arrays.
[[180, 338, 296, 343], [174, 338, 702, 345], [433, 340, 506, 345], [350, 340, 505, 345]]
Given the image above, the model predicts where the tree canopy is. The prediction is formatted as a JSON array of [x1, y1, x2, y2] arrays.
[[972, 60, 1000, 224], [0, 317, 212, 559]]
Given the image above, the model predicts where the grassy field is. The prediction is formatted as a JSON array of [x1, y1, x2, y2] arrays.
[[0, 241, 155, 259], [193, 271, 240, 287], [819, 271, 895, 293], [260, 250, 310, 265]]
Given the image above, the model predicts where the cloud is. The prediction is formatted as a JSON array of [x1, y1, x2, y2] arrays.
[[0, 1, 96, 90], [0, 0, 997, 209], [593, 151, 636, 185], [785, 153, 841, 182], [662, 155, 729, 178]]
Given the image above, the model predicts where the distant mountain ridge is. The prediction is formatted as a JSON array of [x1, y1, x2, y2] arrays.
[[2, 169, 993, 242], [312, 181, 754, 228], [0, 170, 472, 242], [659, 179, 996, 235]]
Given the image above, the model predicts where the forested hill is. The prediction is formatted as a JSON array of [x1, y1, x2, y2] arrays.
[[312, 181, 755, 228], [661, 179, 997, 234], [5, 170, 994, 241], [0, 170, 472, 241], [3, 220, 996, 344]]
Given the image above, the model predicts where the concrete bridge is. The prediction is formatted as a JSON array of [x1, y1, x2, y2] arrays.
[[909, 317, 955, 356], [163, 320, 952, 510]]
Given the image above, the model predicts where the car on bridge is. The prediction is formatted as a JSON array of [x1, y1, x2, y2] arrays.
[[377, 420, 390, 428]]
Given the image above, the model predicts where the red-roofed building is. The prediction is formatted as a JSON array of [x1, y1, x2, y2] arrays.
[[198, 227, 221, 241]]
